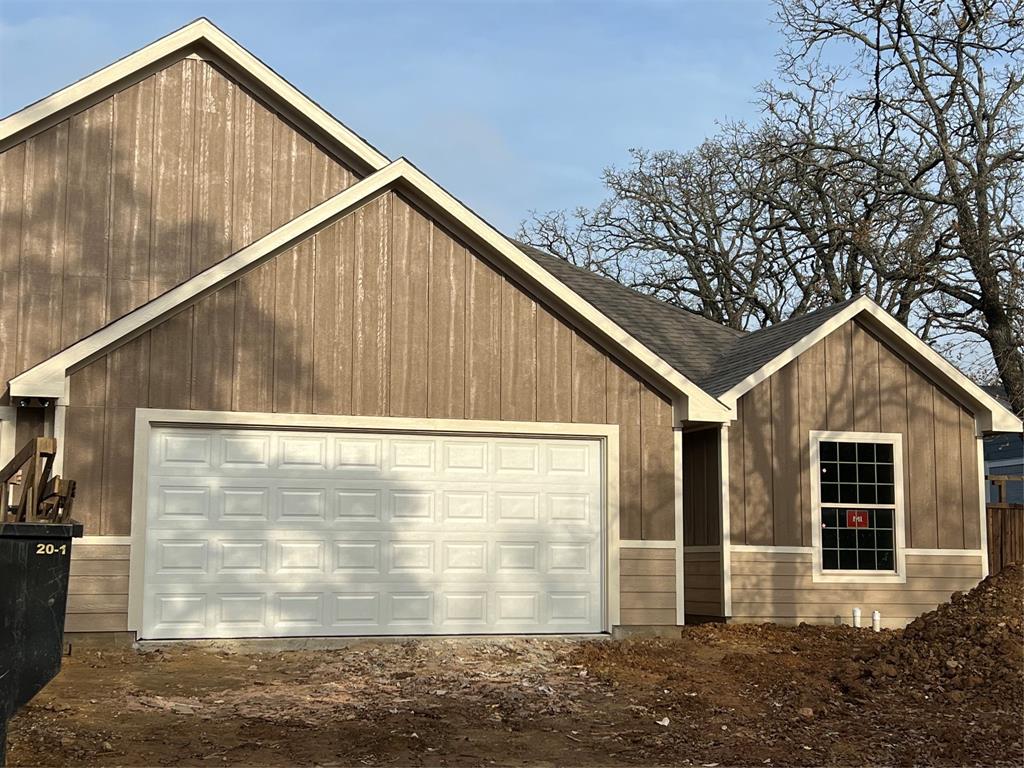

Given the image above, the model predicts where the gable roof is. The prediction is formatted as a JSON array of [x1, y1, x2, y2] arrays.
[[698, 296, 861, 397], [701, 295, 1021, 433], [0, 18, 389, 173], [5, 20, 1018, 435], [9, 158, 732, 422], [517, 244, 744, 384]]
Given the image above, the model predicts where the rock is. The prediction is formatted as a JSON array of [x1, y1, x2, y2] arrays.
[[798, 707, 814, 720], [102, 741, 114, 751]]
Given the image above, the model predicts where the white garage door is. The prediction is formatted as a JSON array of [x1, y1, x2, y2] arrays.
[[141, 426, 605, 639]]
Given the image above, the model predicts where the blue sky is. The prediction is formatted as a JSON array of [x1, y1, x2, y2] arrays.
[[0, 0, 780, 232]]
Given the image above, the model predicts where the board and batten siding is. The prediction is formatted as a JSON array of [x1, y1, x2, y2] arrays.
[[61, 192, 679, 628], [0, 56, 358, 405], [729, 549, 985, 628], [619, 547, 676, 626], [682, 427, 720, 547], [728, 319, 981, 550]]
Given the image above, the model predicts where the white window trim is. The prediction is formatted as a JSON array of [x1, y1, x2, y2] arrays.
[[809, 430, 907, 584]]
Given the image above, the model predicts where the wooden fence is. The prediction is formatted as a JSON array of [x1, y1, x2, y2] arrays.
[[986, 475, 1023, 575]]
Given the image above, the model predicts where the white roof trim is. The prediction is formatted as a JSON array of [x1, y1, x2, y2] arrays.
[[394, 162, 730, 422], [9, 158, 731, 421], [0, 18, 389, 172], [719, 296, 1022, 433]]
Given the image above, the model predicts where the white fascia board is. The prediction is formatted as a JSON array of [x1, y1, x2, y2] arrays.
[[11, 158, 730, 420], [10, 161, 406, 401], [0, 19, 389, 172], [720, 296, 1022, 434], [394, 162, 732, 423]]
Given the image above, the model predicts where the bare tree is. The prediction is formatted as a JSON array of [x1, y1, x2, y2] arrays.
[[520, 0, 1024, 416], [767, 0, 1024, 413]]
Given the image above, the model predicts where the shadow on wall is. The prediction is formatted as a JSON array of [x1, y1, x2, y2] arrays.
[[146, 430, 608, 638], [0, 58, 357, 535]]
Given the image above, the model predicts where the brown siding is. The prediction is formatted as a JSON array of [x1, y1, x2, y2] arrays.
[[66, 542, 131, 632], [620, 547, 676, 625], [729, 319, 981, 551], [729, 550, 984, 627], [0, 57, 358, 403], [682, 428, 720, 547], [683, 548, 722, 618], [63, 193, 677, 538]]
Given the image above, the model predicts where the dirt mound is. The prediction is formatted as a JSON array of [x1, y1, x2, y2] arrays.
[[840, 564, 1024, 705]]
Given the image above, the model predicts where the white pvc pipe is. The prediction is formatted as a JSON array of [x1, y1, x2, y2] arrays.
[[872, 610, 881, 632], [852, 607, 862, 628]]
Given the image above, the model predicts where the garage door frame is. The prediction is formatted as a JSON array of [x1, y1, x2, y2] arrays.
[[126, 408, 621, 635]]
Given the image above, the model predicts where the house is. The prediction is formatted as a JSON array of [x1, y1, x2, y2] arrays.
[[0, 20, 1019, 640], [981, 387, 1023, 504]]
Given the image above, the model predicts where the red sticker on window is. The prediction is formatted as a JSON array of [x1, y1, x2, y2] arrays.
[[847, 510, 869, 528]]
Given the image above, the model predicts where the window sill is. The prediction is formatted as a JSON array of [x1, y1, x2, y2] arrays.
[[811, 569, 907, 585]]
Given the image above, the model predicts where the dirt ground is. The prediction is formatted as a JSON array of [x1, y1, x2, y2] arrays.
[[8, 567, 1023, 767]]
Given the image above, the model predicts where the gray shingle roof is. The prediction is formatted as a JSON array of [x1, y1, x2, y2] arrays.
[[517, 242, 866, 404], [516, 243, 744, 384], [697, 296, 862, 396]]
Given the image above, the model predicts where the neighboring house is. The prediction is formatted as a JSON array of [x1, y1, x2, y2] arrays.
[[981, 386, 1023, 504], [0, 20, 1019, 640]]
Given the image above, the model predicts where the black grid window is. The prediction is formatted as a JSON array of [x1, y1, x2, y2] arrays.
[[819, 440, 897, 571]]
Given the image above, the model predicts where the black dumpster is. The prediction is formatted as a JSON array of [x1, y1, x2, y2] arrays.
[[0, 521, 83, 765]]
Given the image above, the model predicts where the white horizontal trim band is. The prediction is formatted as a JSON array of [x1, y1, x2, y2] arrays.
[[78, 535, 132, 545], [904, 549, 985, 557], [620, 540, 676, 549]]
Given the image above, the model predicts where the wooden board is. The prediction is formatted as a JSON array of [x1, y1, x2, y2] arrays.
[[499, 279, 537, 421], [535, 306, 572, 422], [151, 60, 196, 288], [389, 197, 430, 417], [770, 364, 800, 546], [465, 254, 501, 420], [64, 100, 113, 279], [109, 76, 154, 282], [351, 194, 391, 417]]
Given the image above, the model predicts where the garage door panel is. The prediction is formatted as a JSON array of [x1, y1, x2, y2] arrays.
[[143, 428, 604, 638], [145, 531, 600, 584]]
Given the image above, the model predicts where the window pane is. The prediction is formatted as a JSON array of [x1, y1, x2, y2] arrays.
[[817, 440, 899, 573]]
